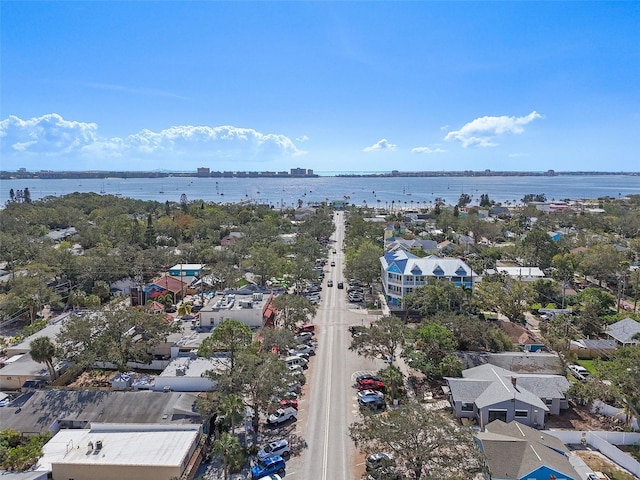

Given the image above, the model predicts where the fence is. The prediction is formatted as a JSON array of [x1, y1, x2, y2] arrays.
[[545, 430, 640, 477]]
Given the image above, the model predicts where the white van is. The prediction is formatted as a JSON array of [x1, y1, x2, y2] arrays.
[[284, 356, 308, 369]]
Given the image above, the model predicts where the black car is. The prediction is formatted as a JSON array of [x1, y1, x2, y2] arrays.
[[337, 281, 344, 289], [356, 373, 381, 383]]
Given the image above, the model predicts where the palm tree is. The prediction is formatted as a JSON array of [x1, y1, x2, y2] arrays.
[[219, 393, 245, 437], [30, 336, 57, 381], [213, 432, 243, 480], [177, 302, 192, 318]]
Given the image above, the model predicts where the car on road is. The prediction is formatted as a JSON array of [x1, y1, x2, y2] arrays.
[[357, 379, 385, 391], [337, 281, 344, 289], [257, 439, 291, 461], [330, 261, 336, 267], [332, 249, 337, 254], [327, 279, 334, 287], [366, 452, 395, 471], [267, 407, 298, 426], [251, 456, 286, 479]]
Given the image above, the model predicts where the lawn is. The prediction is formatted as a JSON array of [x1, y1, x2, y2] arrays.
[[578, 359, 598, 374]]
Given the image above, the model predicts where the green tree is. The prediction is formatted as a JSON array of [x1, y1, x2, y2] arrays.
[[404, 278, 467, 316], [198, 319, 252, 369], [29, 336, 57, 380], [350, 401, 481, 480], [260, 327, 297, 354], [212, 432, 244, 480], [56, 307, 180, 371], [403, 320, 460, 380], [379, 364, 404, 401], [349, 316, 406, 365], [474, 274, 535, 323], [579, 244, 622, 286], [344, 239, 382, 287], [271, 294, 316, 329], [208, 350, 290, 437], [219, 393, 245, 437], [519, 228, 559, 270]]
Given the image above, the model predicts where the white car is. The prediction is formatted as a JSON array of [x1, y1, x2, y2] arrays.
[[292, 343, 316, 355], [357, 389, 384, 399], [257, 439, 290, 460], [267, 407, 297, 425], [568, 364, 590, 381]]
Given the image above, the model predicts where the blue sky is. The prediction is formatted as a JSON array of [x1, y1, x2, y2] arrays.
[[1, 1, 639, 173]]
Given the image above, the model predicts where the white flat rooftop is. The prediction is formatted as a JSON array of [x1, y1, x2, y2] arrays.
[[39, 423, 200, 470]]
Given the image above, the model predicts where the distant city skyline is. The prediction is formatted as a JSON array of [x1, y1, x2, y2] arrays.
[[1, 2, 639, 173]]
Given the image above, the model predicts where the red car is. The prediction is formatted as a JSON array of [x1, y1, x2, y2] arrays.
[[279, 399, 299, 410], [357, 379, 385, 391]]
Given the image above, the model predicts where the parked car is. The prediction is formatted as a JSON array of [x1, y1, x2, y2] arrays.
[[267, 407, 298, 426], [356, 373, 382, 383], [349, 325, 367, 337], [251, 456, 286, 479], [294, 323, 315, 334], [278, 399, 298, 410], [288, 350, 309, 361], [258, 439, 290, 461], [357, 389, 384, 400], [358, 379, 385, 391], [358, 395, 386, 411], [366, 452, 395, 471], [294, 332, 314, 343], [569, 364, 590, 381], [291, 343, 316, 355]]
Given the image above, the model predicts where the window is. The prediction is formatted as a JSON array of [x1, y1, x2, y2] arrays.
[[488, 410, 507, 422], [544, 398, 553, 406], [515, 410, 528, 418], [461, 402, 474, 412], [405, 288, 413, 294]]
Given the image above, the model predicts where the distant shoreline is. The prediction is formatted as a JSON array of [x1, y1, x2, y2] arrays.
[[1, 169, 639, 181]]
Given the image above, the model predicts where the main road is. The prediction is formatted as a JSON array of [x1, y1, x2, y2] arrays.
[[293, 211, 385, 480]]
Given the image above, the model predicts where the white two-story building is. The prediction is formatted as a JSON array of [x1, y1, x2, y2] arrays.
[[380, 250, 478, 309]]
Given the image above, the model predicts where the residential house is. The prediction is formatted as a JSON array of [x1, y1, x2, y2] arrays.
[[446, 363, 570, 429], [487, 266, 545, 282], [0, 353, 50, 391], [145, 274, 189, 303], [476, 420, 580, 480], [384, 237, 439, 255], [168, 263, 204, 285], [380, 250, 478, 309], [606, 317, 640, 346]]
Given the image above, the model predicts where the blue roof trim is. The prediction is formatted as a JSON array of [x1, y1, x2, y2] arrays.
[[432, 265, 445, 276], [455, 266, 468, 276], [388, 263, 403, 274]]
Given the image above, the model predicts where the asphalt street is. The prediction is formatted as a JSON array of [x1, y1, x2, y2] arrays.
[[286, 211, 387, 480]]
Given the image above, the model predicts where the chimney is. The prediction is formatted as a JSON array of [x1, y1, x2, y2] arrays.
[[511, 377, 517, 387]]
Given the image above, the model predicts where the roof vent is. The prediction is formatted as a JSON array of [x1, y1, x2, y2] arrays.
[[95, 440, 103, 450]]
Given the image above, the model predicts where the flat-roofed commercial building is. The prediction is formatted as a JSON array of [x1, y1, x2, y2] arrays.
[[42, 423, 202, 480]]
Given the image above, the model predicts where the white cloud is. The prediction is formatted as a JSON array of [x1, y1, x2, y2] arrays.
[[444, 111, 542, 148], [508, 152, 529, 158], [296, 135, 309, 142], [0, 113, 98, 154], [363, 138, 397, 152], [411, 146, 446, 154], [1, 114, 305, 164]]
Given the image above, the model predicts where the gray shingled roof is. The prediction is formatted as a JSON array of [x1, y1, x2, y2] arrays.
[[0, 390, 202, 434], [477, 420, 580, 480], [606, 317, 640, 345]]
